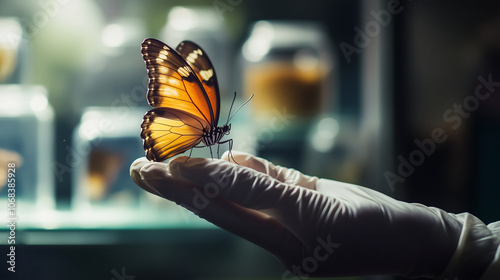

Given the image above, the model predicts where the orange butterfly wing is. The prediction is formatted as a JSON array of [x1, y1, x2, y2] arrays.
[[141, 38, 216, 125], [140, 38, 219, 161], [175, 41, 220, 123], [141, 108, 206, 161]]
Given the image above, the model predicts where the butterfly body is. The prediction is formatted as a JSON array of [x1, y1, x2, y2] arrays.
[[202, 124, 231, 147], [140, 38, 232, 162]]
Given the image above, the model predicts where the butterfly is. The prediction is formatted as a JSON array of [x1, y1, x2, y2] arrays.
[[140, 38, 247, 162]]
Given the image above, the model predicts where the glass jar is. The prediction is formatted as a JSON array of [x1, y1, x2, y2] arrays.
[[240, 20, 335, 168], [0, 17, 27, 84], [0, 85, 55, 212], [71, 107, 145, 210]]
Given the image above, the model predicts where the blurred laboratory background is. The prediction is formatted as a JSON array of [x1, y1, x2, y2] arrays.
[[0, 0, 499, 279]]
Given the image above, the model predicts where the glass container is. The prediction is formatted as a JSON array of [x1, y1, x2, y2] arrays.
[[71, 107, 145, 211], [0, 85, 55, 211], [0, 17, 27, 84], [240, 20, 335, 168]]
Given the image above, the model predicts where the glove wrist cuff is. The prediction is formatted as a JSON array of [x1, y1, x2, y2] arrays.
[[438, 213, 500, 280]]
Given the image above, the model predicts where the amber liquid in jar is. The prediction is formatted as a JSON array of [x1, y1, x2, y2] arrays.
[[0, 44, 17, 82], [245, 61, 327, 123]]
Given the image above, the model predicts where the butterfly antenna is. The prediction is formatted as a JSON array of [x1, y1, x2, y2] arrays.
[[225, 92, 237, 125], [226, 92, 254, 125]]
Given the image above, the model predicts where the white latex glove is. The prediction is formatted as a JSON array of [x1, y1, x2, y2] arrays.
[[130, 151, 500, 279]]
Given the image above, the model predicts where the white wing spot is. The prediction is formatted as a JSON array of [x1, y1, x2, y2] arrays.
[[199, 69, 213, 81], [177, 66, 190, 77], [186, 49, 203, 64], [158, 50, 168, 60]]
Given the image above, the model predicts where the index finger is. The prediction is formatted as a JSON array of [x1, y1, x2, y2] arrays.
[[221, 151, 318, 190]]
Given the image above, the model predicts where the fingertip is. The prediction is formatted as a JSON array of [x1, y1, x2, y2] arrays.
[[130, 158, 157, 194], [221, 150, 255, 164], [129, 159, 172, 196], [221, 150, 231, 161], [167, 157, 183, 178], [139, 161, 170, 180], [168, 156, 212, 179], [169, 156, 206, 168], [130, 157, 150, 173], [130, 157, 150, 186], [169, 156, 189, 164]]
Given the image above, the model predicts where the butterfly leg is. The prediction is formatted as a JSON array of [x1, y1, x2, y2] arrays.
[[186, 145, 207, 162], [186, 147, 195, 162], [217, 142, 221, 159], [208, 145, 214, 160], [218, 138, 238, 164], [228, 139, 239, 164]]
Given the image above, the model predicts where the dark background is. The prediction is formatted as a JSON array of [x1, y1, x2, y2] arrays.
[[0, 0, 499, 279]]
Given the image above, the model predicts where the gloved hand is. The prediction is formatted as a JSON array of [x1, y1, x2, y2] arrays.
[[130, 151, 499, 279]]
